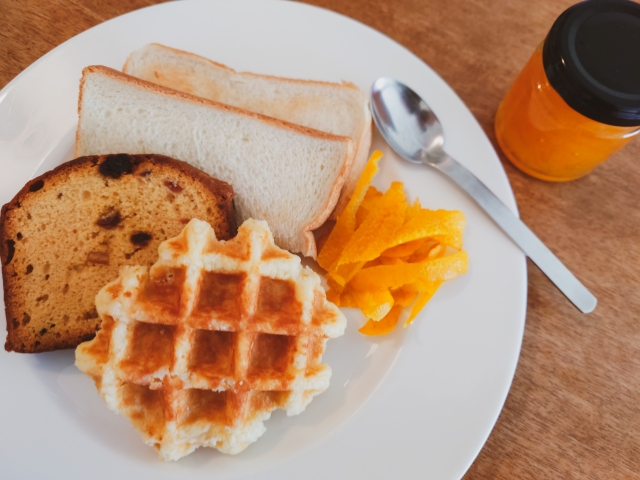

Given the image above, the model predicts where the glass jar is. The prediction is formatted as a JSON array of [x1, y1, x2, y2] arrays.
[[495, 0, 640, 182]]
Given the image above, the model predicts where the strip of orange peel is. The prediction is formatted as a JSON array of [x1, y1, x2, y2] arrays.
[[405, 284, 441, 326], [359, 305, 403, 336], [336, 182, 406, 267], [349, 251, 468, 291], [351, 288, 394, 321], [317, 150, 384, 271], [317, 149, 468, 336]]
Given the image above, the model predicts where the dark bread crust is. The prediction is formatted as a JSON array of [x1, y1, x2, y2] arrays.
[[2, 153, 235, 353]]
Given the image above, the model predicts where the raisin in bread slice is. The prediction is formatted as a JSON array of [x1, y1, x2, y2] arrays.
[[1, 153, 235, 353]]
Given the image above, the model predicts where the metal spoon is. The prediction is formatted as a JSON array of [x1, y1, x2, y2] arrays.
[[370, 77, 597, 314]]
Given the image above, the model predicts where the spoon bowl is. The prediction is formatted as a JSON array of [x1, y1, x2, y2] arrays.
[[371, 77, 444, 163], [370, 77, 597, 314]]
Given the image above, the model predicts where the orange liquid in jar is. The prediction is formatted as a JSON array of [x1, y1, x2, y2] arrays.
[[495, 45, 640, 182]]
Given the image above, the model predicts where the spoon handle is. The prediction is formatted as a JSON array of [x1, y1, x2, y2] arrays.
[[431, 153, 597, 314]]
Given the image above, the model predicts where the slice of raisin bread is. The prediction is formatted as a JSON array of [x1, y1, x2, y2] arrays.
[[1, 153, 235, 353]]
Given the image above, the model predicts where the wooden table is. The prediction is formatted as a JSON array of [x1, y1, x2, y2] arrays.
[[2, 0, 639, 478]]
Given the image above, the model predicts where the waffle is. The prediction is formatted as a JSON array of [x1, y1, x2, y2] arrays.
[[75, 218, 346, 460]]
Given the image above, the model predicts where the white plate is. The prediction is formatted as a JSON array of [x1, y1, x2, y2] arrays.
[[0, 1, 527, 478]]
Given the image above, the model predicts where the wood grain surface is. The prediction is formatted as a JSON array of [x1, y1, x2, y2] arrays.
[[1, 0, 639, 478]]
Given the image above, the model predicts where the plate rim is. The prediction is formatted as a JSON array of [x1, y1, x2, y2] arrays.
[[0, 1, 528, 478]]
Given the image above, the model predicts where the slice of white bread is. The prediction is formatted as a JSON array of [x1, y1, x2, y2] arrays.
[[75, 66, 354, 257], [123, 43, 372, 217]]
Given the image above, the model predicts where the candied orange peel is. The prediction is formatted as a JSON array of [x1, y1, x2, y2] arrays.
[[319, 151, 468, 336]]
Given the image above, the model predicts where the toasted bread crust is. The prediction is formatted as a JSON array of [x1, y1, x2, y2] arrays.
[[124, 43, 366, 92], [76, 66, 354, 257], [2, 153, 235, 353]]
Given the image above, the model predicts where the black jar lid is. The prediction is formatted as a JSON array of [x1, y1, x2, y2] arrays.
[[543, 0, 640, 126]]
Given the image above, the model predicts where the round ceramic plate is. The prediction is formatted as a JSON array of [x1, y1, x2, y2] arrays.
[[0, 1, 527, 478]]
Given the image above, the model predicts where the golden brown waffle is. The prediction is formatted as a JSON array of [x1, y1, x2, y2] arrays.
[[75, 218, 346, 460]]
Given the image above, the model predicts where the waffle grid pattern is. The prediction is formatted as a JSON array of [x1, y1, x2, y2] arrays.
[[76, 219, 346, 460]]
